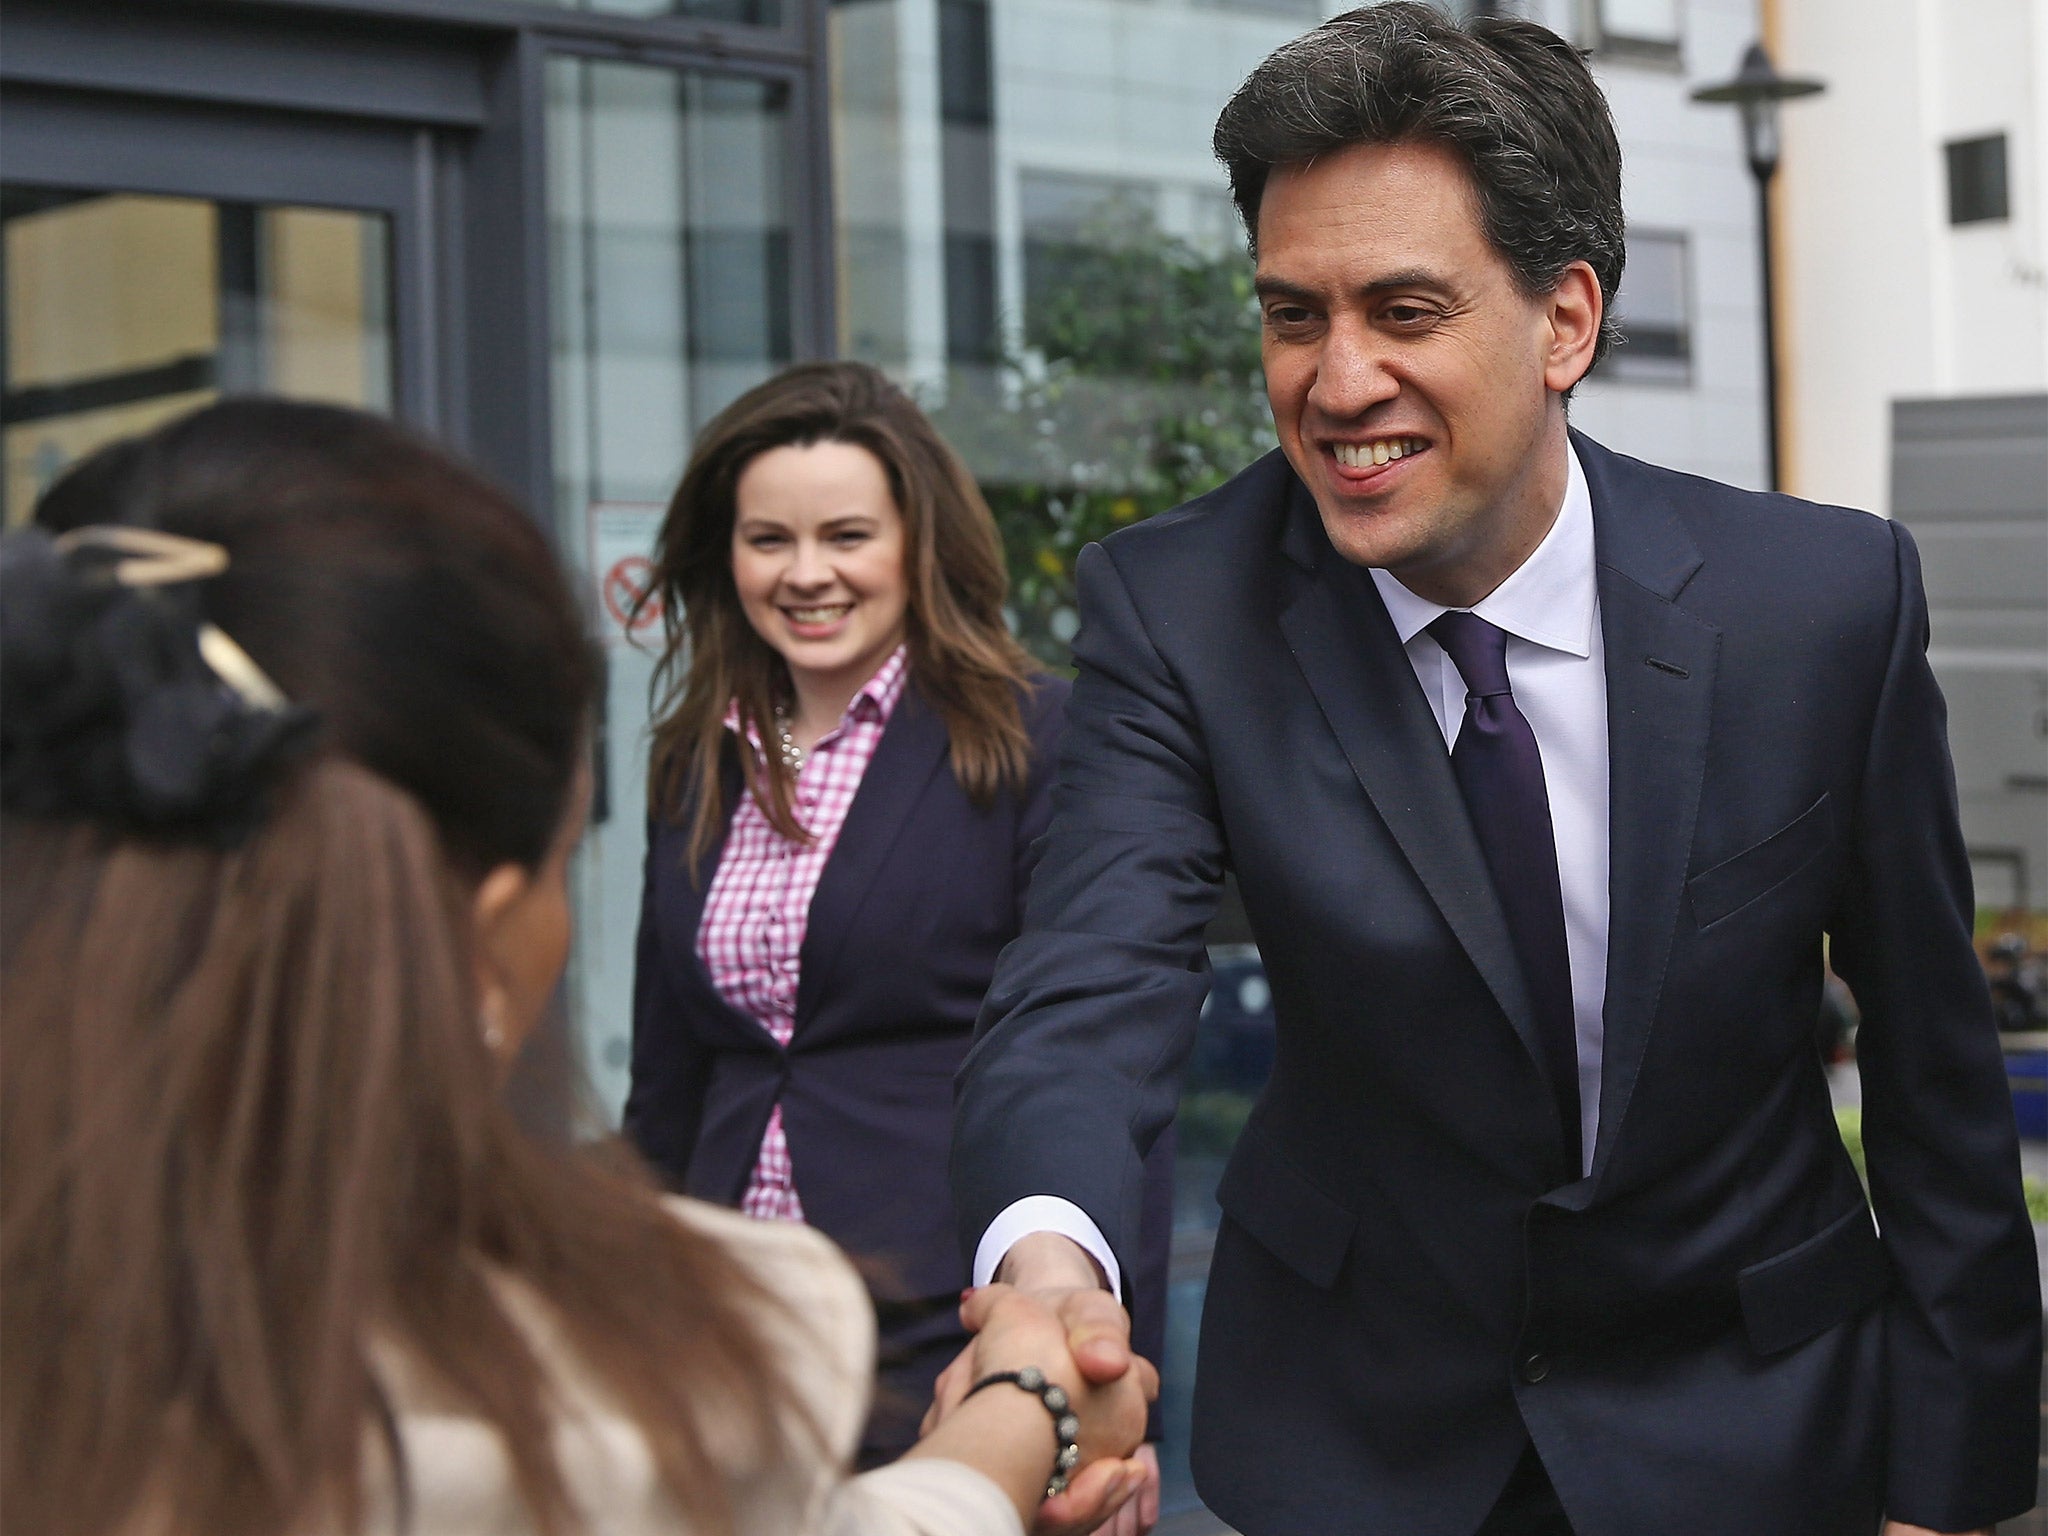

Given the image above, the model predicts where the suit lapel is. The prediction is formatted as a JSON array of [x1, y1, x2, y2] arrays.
[[661, 746, 781, 1044], [662, 747, 744, 948], [794, 686, 951, 1029], [1273, 477, 1549, 1084], [1573, 434, 1719, 1189]]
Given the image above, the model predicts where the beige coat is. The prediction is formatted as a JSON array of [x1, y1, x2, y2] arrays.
[[368, 1198, 1021, 1536]]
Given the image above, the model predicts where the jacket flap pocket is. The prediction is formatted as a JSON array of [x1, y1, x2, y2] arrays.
[[1214, 1126, 1358, 1290], [1689, 793, 1832, 930], [1737, 1201, 1890, 1356]]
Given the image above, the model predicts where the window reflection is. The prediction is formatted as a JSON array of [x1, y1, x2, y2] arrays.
[[1, 188, 392, 524], [545, 55, 795, 1117], [1157, 945, 1274, 1498], [1597, 0, 1682, 53], [513, 0, 783, 27], [1598, 229, 1692, 384]]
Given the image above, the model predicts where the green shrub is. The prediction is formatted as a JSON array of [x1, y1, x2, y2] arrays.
[[1176, 1090, 1255, 1158], [929, 208, 1274, 668]]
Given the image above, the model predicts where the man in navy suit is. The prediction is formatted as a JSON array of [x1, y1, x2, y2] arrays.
[[947, 6, 2039, 1534]]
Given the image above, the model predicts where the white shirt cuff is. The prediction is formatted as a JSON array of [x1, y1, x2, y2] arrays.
[[972, 1196, 1122, 1298]]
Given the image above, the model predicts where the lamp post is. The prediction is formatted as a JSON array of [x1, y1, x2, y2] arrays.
[[1692, 44, 1825, 493]]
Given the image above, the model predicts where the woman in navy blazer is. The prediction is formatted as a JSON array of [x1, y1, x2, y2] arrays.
[[624, 363, 1170, 1485]]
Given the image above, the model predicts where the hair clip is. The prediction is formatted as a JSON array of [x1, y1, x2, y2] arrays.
[[53, 525, 229, 587], [51, 525, 289, 712], [196, 625, 288, 711]]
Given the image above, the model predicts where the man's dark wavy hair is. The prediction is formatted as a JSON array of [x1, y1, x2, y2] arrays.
[[1212, 1, 1626, 368]]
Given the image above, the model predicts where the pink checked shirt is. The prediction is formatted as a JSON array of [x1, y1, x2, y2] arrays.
[[698, 645, 910, 1222]]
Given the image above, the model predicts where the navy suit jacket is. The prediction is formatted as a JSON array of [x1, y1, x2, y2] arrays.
[[953, 436, 2040, 1535], [627, 681, 1065, 1300], [627, 676, 1172, 1375]]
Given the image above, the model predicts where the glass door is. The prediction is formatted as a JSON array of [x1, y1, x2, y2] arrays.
[[545, 53, 804, 1119], [3, 188, 394, 522], [1, 83, 438, 522], [4, 52, 818, 1117]]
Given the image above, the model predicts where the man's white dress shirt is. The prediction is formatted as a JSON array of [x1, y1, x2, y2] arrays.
[[974, 444, 1613, 1295]]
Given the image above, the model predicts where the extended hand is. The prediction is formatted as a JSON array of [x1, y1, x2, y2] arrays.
[[927, 1288, 1134, 1427], [927, 1359, 1159, 1536], [997, 1230, 1135, 1387], [928, 1232, 1138, 1434], [942, 1283, 1156, 1453], [1056, 1441, 1158, 1536], [1026, 1444, 1158, 1536], [907, 1284, 1152, 1531]]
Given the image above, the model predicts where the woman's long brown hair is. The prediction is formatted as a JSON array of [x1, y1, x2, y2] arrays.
[[642, 361, 1042, 862], [1, 402, 794, 1536]]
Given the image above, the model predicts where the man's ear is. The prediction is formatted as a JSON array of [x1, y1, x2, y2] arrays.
[[471, 861, 531, 1055], [1543, 260, 1603, 394]]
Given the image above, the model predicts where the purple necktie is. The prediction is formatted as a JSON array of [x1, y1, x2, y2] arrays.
[[1428, 611, 1582, 1174]]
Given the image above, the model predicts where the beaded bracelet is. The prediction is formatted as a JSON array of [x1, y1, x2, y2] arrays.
[[962, 1366, 1084, 1498]]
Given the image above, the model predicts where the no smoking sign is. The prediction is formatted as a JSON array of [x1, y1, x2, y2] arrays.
[[603, 554, 660, 636], [587, 503, 666, 647]]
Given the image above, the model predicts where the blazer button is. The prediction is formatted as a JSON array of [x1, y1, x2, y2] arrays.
[[1519, 1352, 1550, 1385]]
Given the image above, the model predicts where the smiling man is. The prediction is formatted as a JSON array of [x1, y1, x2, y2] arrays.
[[948, 6, 2039, 1535]]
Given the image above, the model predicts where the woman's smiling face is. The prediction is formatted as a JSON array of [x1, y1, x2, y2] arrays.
[[730, 439, 910, 701]]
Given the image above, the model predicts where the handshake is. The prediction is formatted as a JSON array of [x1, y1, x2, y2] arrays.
[[915, 1233, 1160, 1535]]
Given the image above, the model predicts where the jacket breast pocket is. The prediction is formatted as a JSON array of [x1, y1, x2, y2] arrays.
[[1688, 793, 1832, 932], [1737, 1200, 1891, 1356], [1214, 1123, 1358, 1291]]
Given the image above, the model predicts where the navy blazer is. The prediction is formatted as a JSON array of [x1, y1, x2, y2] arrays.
[[629, 676, 1179, 1316], [954, 437, 2040, 1534]]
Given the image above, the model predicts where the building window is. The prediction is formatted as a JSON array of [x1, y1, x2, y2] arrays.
[[1599, 229, 1691, 383], [937, 0, 993, 128], [1593, 0, 1680, 60], [939, 0, 999, 366], [2, 189, 398, 522], [511, 0, 784, 26], [1018, 170, 1159, 343], [945, 234, 999, 363], [1946, 134, 2010, 226], [1189, 0, 1325, 16], [544, 54, 797, 1108]]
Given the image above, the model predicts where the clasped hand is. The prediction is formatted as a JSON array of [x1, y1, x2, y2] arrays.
[[923, 1280, 1157, 1535]]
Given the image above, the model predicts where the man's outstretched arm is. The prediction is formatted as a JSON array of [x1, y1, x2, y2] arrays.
[[951, 537, 1226, 1310]]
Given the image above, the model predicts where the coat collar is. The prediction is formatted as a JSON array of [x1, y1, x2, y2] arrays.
[[793, 684, 952, 1028], [1569, 430, 1718, 1199], [657, 745, 745, 945], [659, 691, 951, 1048]]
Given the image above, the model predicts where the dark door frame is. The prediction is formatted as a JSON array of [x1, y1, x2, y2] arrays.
[[3, 84, 454, 437], [1, 0, 835, 527]]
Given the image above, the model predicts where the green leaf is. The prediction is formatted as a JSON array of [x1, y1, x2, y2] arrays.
[[927, 206, 1274, 668]]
